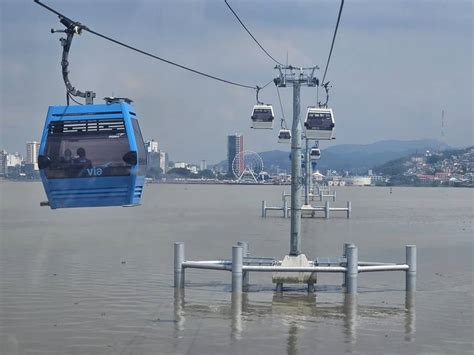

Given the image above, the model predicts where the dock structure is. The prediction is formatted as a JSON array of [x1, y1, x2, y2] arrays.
[[313, 185, 337, 202], [262, 199, 351, 219], [283, 187, 336, 203], [174, 242, 416, 295]]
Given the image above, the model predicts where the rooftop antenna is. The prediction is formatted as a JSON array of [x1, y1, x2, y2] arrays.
[[440, 109, 446, 151]]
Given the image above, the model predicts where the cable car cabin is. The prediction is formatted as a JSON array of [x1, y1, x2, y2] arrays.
[[310, 148, 321, 160], [251, 104, 274, 129], [38, 99, 147, 209], [304, 107, 335, 140], [278, 129, 291, 143]]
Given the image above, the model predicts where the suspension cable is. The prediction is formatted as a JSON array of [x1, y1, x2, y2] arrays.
[[224, 0, 284, 66], [276, 85, 287, 123], [321, 0, 345, 85], [34, 0, 260, 90]]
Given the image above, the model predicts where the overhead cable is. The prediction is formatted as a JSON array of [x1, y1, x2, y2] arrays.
[[34, 0, 259, 90], [321, 0, 345, 85], [276, 86, 285, 120], [224, 0, 284, 66]]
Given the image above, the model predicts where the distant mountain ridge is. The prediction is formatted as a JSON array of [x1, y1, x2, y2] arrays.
[[214, 139, 451, 174]]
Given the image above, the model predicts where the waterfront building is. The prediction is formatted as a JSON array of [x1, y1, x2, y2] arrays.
[[312, 170, 325, 182], [26, 141, 40, 170], [174, 162, 186, 169], [159, 151, 168, 174], [200, 160, 207, 171], [189, 165, 198, 174], [6, 152, 23, 177], [147, 151, 161, 175], [227, 134, 243, 176], [0, 150, 7, 177], [370, 175, 385, 184], [434, 172, 451, 181], [343, 176, 372, 186], [146, 140, 159, 153]]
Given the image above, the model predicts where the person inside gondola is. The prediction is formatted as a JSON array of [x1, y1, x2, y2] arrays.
[[74, 147, 92, 168], [60, 148, 73, 165]]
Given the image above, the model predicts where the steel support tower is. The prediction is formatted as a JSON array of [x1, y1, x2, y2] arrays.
[[274, 65, 318, 256]]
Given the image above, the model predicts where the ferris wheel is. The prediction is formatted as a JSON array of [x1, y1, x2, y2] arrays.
[[232, 150, 264, 183]]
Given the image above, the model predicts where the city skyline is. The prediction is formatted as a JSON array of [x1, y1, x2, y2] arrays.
[[0, 1, 472, 163]]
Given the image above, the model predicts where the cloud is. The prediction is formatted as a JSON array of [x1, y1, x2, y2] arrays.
[[1, 0, 472, 164]]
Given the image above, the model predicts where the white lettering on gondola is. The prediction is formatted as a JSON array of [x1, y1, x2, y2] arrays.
[[87, 167, 103, 176]]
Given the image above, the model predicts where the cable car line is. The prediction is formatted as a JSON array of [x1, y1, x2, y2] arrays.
[[276, 86, 285, 121], [260, 79, 275, 90], [320, 0, 345, 85], [34, 0, 259, 90], [224, 0, 284, 66]]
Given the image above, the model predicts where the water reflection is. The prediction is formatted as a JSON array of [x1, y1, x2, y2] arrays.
[[343, 294, 357, 344], [272, 293, 316, 355], [405, 292, 416, 342], [173, 289, 185, 335], [173, 290, 416, 349], [287, 322, 299, 355], [230, 292, 248, 340]]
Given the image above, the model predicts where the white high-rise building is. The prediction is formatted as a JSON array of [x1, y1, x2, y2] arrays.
[[200, 160, 207, 171], [26, 141, 40, 170], [0, 150, 7, 177], [7, 152, 23, 167], [146, 140, 159, 153], [160, 151, 168, 173]]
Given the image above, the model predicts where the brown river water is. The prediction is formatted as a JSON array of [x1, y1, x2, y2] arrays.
[[0, 182, 472, 354]]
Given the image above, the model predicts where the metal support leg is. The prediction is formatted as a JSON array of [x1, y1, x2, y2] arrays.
[[406, 245, 416, 292], [333, 190, 337, 202], [232, 246, 243, 293], [342, 242, 352, 287], [276, 283, 283, 293], [346, 244, 358, 294], [325, 200, 330, 219], [284, 199, 288, 218], [347, 201, 352, 219], [237, 241, 249, 292], [262, 200, 266, 218], [174, 242, 185, 289]]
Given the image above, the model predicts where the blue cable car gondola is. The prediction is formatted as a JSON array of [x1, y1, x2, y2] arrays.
[[37, 14, 147, 208], [38, 98, 147, 209]]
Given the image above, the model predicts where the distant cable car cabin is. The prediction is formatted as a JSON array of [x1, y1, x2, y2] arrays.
[[251, 104, 274, 129], [38, 97, 147, 209], [310, 148, 321, 160], [304, 107, 335, 140], [278, 129, 291, 143]]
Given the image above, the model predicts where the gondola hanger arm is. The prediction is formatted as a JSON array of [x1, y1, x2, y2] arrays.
[[318, 81, 331, 108], [255, 86, 263, 105]]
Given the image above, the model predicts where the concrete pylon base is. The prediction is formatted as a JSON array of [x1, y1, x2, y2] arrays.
[[272, 254, 317, 285], [301, 204, 316, 217]]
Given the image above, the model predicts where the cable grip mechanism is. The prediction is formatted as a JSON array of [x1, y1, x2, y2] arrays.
[[255, 86, 263, 105], [51, 17, 96, 104]]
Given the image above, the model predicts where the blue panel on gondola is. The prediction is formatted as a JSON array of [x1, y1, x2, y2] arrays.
[[38, 101, 147, 209]]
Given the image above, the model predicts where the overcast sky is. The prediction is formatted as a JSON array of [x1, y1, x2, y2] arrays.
[[1, 0, 472, 163]]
